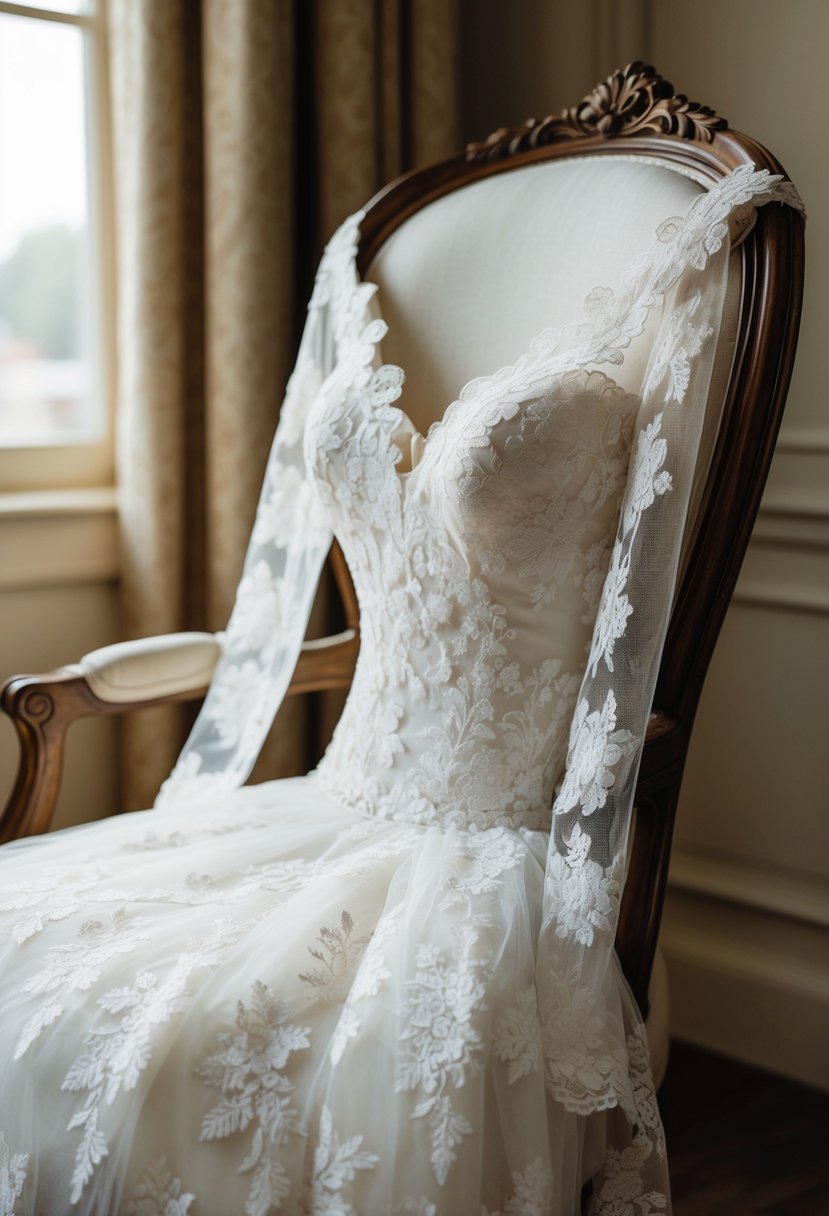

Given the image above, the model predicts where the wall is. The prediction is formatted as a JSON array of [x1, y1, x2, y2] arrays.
[[0, 492, 120, 831], [461, 0, 829, 1090]]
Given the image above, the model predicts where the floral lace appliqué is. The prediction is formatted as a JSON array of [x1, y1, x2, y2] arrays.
[[308, 1104, 379, 1215], [198, 980, 311, 1216], [126, 1157, 195, 1216], [0, 1135, 28, 1216], [395, 931, 488, 1185]]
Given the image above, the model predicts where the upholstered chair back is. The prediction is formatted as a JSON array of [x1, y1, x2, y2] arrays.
[[369, 157, 742, 465]]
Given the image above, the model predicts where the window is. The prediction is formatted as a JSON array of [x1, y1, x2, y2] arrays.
[[0, 0, 113, 490]]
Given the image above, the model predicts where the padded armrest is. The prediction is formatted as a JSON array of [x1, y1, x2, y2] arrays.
[[76, 632, 221, 704], [0, 628, 360, 844]]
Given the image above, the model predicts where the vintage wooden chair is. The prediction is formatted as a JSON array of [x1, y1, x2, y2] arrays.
[[0, 63, 804, 1086]]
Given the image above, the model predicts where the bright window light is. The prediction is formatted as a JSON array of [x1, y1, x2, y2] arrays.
[[0, 4, 100, 447]]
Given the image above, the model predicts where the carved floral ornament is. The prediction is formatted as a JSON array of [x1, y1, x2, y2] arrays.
[[466, 61, 728, 162]]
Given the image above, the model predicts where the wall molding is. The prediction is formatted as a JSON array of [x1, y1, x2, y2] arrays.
[[774, 427, 829, 456], [752, 492, 829, 555], [0, 486, 116, 519], [758, 494, 829, 523], [0, 488, 119, 591], [732, 579, 829, 616], [661, 913, 829, 1092], [669, 847, 829, 929]]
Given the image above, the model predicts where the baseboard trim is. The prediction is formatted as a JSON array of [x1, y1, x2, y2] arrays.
[[668, 848, 829, 929], [661, 920, 829, 1093]]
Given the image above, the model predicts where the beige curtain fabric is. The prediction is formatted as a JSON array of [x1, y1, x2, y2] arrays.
[[108, 0, 459, 810]]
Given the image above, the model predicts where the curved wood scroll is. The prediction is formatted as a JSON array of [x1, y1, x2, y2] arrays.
[[466, 61, 727, 162]]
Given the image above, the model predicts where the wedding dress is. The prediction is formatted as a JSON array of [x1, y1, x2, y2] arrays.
[[0, 164, 802, 1216]]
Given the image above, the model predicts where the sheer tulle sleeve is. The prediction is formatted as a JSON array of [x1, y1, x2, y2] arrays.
[[155, 247, 346, 806], [533, 166, 804, 1201]]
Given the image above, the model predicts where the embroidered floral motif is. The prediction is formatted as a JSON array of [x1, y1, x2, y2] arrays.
[[1, 866, 105, 944], [62, 920, 244, 1203], [482, 1158, 554, 1216], [439, 829, 525, 916], [459, 370, 637, 611], [540, 970, 629, 1115], [307, 1104, 379, 1215], [395, 932, 488, 1184], [556, 692, 635, 818], [205, 660, 269, 749], [587, 1136, 668, 1215], [15, 909, 150, 1059], [626, 1024, 666, 1160], [198, 980, 311, 1216], [644, 294, 713, 407], [587, 542, 633, 677], [233, 561, 290, 653], [388, 1199, 437, 1216], [299, 912, 371, 1005], [329, 912, 397, 1066], [126, 1157, 195, 1216], [622, 418, 672, 536], [253, 462, 329, 551], [0, 1134, 28, 1216], [544, 823, 623, 947], [493, 987, 543, 1084]]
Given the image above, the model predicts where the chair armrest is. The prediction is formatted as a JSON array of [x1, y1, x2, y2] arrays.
[[0, 632, 222, 844], [77, 632, 222, 703], [0, 628, 359, 844]]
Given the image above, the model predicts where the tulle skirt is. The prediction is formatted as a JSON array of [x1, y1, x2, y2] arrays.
[[0, 775, 654, 1215]]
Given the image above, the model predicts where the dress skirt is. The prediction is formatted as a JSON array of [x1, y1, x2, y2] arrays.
[[0, 776, 642, 1215]]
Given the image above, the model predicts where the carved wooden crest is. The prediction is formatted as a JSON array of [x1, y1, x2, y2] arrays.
[[466, 61, 728, 162]]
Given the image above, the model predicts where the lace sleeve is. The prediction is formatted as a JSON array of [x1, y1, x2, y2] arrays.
[[155, 269, 339, 806], [536, 166, 805, 1122]]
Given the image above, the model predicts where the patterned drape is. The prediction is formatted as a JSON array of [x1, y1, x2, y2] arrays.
[[108, 0, 459, 810]]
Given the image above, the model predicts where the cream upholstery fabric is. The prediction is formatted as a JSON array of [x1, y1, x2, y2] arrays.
[[79, 633, 221, 704], [369, 156, 741, 512]]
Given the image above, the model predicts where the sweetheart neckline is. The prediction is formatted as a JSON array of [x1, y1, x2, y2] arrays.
[[347, 235, 637, 488], [348, 247, 591, 486], [356, 259, 569, 453], [336, 166, 790, 487]]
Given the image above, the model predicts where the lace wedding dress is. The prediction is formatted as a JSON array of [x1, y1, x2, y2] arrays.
[[0, 165, 802, 1216]]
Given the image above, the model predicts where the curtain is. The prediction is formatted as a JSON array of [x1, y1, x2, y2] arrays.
[[108, 0, 459, 810]]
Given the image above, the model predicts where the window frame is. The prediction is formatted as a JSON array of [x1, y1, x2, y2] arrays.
[[0, 0, 115, 492]]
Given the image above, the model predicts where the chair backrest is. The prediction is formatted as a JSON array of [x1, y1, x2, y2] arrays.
[[326, 62, 804, 1010], [367, 158, 740, 444]]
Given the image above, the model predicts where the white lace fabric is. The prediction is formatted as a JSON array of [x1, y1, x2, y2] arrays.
[[0, 163, 803, 1215]]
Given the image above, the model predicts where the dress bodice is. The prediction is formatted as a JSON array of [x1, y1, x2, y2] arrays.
[[158, 164, 802, 837], [310, 218, 640, 831]]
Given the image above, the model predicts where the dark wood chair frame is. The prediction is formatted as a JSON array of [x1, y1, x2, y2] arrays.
[[1, 63, 804, 1018]]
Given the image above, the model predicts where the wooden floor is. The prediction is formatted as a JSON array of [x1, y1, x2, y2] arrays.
[[659, 1041, 829, 1215]]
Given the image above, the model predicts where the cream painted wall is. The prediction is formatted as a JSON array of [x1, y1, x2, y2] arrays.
[[462, 0, 829, 1089], [0, 494, 121, 831]]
